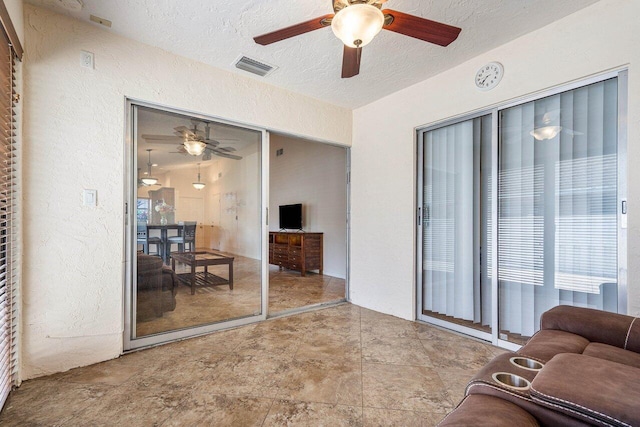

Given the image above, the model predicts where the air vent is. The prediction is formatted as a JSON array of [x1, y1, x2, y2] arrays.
[[90, 14, 112, 28], [234, 55, 277, 77]]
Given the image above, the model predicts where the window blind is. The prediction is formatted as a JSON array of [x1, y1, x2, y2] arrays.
[[0, 17, 19, 410]]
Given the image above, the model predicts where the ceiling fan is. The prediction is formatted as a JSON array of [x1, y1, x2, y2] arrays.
[[502, 109, 584, 141], [142, 120, 242, 160], [170, 143, 241, 161], [253, 0, 461, 78]]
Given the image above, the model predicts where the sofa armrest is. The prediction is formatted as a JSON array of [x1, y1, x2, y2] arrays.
[[530, 353, 640, 427], [540, 306, 637, 350]]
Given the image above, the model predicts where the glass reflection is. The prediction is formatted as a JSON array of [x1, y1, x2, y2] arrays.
[[134, 106, 262, 337]]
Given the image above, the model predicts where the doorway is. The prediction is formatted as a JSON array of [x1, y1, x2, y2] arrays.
[[268, 133, 350, 314]]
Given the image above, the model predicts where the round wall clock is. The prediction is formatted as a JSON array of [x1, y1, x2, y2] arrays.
[[475, 62, 504, 91]]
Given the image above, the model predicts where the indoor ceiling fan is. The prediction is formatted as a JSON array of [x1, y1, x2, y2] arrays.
[[253, 0, 462, 78], [142, 120, 242, 160]]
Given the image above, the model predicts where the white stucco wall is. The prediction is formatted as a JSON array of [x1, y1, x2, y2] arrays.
[[22, 5, 351, 379], [351, 0, 640, 320]]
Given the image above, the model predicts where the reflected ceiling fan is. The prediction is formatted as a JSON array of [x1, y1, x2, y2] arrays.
[[502, 110, 585, 141], [142, 120, 242, 160], [253, 0, 461, 78]]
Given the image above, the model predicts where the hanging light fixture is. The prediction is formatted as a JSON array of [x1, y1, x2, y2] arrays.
[[184, 138, 207, 156], [530, 111, 563, 141], [141, 149, 158, 186], [530, 126, 562, 141], [331, 3, 385, 48], [192, 163, 206, 190]]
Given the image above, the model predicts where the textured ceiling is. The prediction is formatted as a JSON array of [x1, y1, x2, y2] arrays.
[[27, 0, 600, 109]]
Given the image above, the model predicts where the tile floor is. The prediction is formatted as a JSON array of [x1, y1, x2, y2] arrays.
[[0, 304, 506, 426], [137, 255, 345, 336]]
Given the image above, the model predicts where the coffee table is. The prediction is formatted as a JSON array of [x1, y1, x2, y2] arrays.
[[171, 251, 234, 295]]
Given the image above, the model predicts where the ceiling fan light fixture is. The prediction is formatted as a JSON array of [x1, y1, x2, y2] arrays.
[[331, 4, 384, 48], [184, 139, 207, 156], [531, 126, 562, 141]]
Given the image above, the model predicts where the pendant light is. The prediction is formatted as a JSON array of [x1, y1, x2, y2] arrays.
[[192, 163, 205, 190], [141, 149, 158, 186]]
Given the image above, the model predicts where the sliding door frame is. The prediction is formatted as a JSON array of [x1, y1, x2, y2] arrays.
[[123, 98, 270, 351], [416, 68, 628, 349]]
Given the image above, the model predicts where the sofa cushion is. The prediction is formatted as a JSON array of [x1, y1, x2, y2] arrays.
[[583, 342, 640, 369], [530, 353, 640, 427], [541, 305, 635, 349], [437, 394, 539, 427], [518, 329, 589, 363]]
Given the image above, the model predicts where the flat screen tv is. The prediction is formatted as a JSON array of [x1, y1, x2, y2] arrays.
[[279, 203, 302, 230]]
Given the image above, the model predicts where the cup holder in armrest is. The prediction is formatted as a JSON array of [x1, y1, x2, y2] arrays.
[[491, 372, 531, 391], [510, 356, 544, 372]]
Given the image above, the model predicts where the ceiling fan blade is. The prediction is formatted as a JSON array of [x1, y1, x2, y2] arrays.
[[341, 45, 361, 79], [383, 9, 461, 47], [217, 146, 237, 152], [254, 14, 334, 45], [141, 134, 181, 141], [209, 148, 242, 160]]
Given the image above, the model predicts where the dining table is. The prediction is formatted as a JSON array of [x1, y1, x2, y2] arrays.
[[146, 223, 181, 264]]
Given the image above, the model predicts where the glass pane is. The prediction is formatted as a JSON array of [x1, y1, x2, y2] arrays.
[[422, 115, 492, 333], [498, 78, 618, 344], [133, 106, 262, 338]]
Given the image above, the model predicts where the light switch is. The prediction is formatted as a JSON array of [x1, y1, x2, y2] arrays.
[[83, 189, 97, 207], [80, 50, 94, 69]]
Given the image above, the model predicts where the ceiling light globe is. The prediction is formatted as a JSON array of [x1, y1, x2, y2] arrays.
[[193, 182, 206, 190], [184, 140, 207, 156], [531, 126, 562, 141], [141, 177, 158, 186], [331, 4, 384, 48]]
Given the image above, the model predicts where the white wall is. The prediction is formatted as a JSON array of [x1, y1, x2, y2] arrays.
[[269, 134, 347, 278], [21, 5, 351, 379], [351, 0, 640, 320]]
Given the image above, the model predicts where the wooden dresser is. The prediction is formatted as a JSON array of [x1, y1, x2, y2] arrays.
[[269, 232, 323, 276]]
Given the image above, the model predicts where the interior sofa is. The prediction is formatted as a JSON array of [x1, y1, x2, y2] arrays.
[[136, 253, 178, 320], [438, 305, 640, 427]]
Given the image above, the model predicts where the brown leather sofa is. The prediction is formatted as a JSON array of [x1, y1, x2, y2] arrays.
[[439, 306, 640, 427], [136, 253, 178, 320]]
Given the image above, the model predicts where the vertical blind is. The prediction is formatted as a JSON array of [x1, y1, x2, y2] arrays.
[[498, 79, 618, 339], [0, 21, 18, 409], [423, 115, 492, 328]]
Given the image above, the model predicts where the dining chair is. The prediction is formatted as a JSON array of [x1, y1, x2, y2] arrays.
[[137, 222, 164, 256], [166, 221, 197, 258]]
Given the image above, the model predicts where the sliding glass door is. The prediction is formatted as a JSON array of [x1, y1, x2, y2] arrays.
[[417, 71, 627, 347], [125, 102, 268, 350], [498, 78, 620, 344], [417, 114, 492, 339]]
